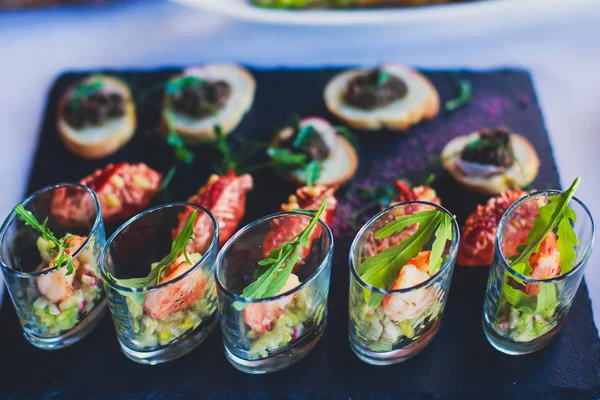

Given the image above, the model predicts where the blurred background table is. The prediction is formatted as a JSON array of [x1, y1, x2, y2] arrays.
[[0, 0, 598, 330]]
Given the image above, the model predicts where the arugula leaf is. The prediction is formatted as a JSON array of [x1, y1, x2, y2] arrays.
[[233, 199, 327, 310], [305, 161, 321, 188], [375, 210, 437, 240], [535, 283, 557, 313], [375, 70, 390, 87], [557, 205, 579, 274], [109, 210, 199, 289], [445, 72, 472, 112], [428, 213, 454, 275], [359, 212, 444, 306], [267, 147, 308, 170], [14, 205, 76, 274], [502, 279, 536, 314], [165, 75, 208, 95], [292, 125, 314, 149], [510, 178, 581, 277]]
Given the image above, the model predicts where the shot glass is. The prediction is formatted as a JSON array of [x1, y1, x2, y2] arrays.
[[100, 203, 219, 364], [348, 201, 459, 365], [482, 190, 595, 355], [0, 183, 107, 349], [216, 212, 334, 374]]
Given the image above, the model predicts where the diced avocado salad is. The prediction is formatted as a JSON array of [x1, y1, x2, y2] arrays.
[[349, 281, 443, 352], [31, 237, 103, 337]]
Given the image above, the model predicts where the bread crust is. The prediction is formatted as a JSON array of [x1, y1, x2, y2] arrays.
[[285, 135, 358, 187], [57, 75, 136, 159], [324, 64, 439, 131], [441, 132, 540, 195], [161, 64, 256, 143]]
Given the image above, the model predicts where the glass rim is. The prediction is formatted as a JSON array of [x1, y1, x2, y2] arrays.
[[0, 183, 102, 279], [100, 202, 219, 293], [349, 201, 460, 295], [215, 211, 334, 304], [495, 189, 596, 284]]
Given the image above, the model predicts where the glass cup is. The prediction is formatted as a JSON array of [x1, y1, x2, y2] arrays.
[[216, 212, 334, 374], [482, 190, 595, 355], [348, 201, 459, 365], [100, 203, 219, 365], [0, 183, 107, 349]]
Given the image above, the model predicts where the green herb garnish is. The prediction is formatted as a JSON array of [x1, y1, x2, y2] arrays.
[[509, 177, 580, 277], [165, 75, 208, 95], [358, 209, 455, 306], [108, 210, 199, 290], [233, 199, 327, 310], [14, 205, 77, 275], [375, 70, 390, 87], [445, 72, 472, 112], [161, 111, 195, 191], [210, 124, 238, 174]]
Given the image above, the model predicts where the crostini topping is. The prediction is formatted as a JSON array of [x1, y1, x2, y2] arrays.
[[64, 82, 125, 130], [167, 76, 231, 119], [343, 69, 408, 110], [279, 119, 331, 162], [459, 128, 515, 168]]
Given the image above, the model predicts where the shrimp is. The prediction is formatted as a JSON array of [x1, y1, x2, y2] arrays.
[[143, 253, 207, 319], [381, 251, 432, 323], [36, 235, 86, 303], [524, 232, 561, 296], [244, 273, 300, 333]]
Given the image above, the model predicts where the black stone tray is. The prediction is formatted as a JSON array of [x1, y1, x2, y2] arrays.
[[1, 68, 599, 399]]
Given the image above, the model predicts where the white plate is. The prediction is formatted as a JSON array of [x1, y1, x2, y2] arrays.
[[172, 0, 594, 26]]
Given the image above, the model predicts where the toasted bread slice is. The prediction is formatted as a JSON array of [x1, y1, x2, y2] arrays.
[[57, 75, 136, 159], [441, 132, 540, 195], [324, 64, 439, 131], [162, 64, 256, 143], [273, 117, 358, 187]]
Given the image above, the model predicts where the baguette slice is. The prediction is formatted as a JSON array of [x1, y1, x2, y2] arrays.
[[162, 64, 256, 143], [441, 132, 540, 195], [324, 64, 439, 131], [273, 117, 358, 187], [57, 75, 136, 160]]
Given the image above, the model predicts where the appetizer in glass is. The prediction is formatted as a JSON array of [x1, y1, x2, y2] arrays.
[[100, 203, 219, 364], [482, 178, 595, 354], [0, 184, 106, 349], [216, 199, 333, 373], [349, 201, 459, 365]]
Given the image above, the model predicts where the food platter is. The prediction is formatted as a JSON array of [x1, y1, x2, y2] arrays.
[[0, 66, 598, 398], [172, 0, 595, 27]]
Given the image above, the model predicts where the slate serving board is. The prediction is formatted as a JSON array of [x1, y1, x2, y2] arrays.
[[1, 68, 599, 400]]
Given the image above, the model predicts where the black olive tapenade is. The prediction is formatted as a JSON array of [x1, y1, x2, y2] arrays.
[[460, 128, 515, 168], [63, 89, 126, 130], [279, 125, 330, 162], [169, 79, 231, 119], [343, 69, 408, 110]]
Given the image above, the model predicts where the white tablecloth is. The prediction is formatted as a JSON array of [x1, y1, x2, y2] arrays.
[[0, 0, 598, 330]]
